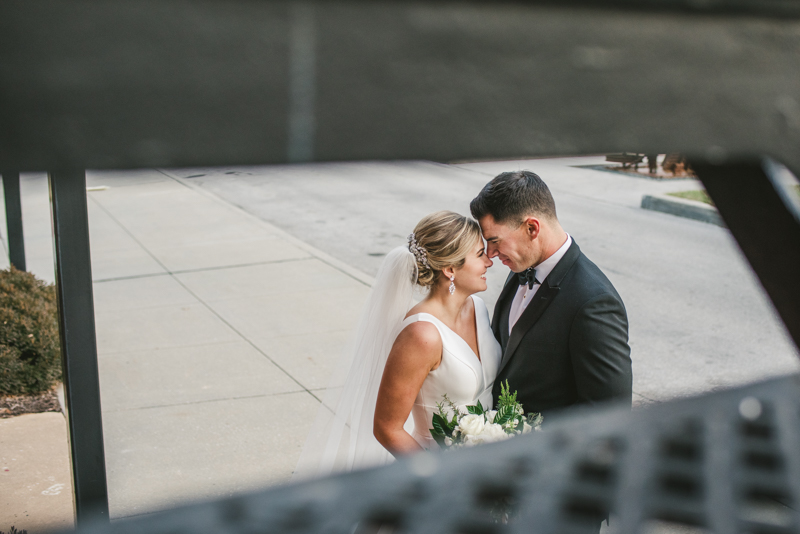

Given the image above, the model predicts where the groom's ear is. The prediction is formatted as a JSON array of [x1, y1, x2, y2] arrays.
[[523, 217, 541, 240]]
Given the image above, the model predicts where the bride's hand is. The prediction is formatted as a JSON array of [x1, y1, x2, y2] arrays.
[[373, 321, 442, 456]]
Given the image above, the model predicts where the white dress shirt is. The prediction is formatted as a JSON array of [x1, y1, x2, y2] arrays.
[[508, 234, 573, 335]]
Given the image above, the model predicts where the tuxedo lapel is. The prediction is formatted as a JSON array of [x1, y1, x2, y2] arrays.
[[496, 240, 583, 376], [492, 271, 518, 349], [497, 283, 558, 375]]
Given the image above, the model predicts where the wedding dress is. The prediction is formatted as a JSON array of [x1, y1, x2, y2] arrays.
[[293, 246, 502, 480], [403, 295, 501, 450]]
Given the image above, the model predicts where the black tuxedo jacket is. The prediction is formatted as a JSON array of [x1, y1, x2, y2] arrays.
[[492, 240, 632, 415]]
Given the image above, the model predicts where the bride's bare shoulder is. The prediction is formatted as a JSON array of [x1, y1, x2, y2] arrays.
[[396, 320, 440, 347], [391, 320, 442, 370]]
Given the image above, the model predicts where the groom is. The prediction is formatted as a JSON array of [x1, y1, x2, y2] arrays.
[[470, 171, 632, 417]]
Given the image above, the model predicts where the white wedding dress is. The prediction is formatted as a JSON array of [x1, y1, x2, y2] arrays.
[[293, 247, 502, 480], [403, 295, 502, 450]]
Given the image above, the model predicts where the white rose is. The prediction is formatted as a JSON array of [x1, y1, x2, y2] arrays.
[[482, 423, 509, 442], [522, 421, 532, 434], [458, 414, 485, 437], [485, 410, 498, 423], [529, 413, 544, 430], [444, 436, 453, 446]]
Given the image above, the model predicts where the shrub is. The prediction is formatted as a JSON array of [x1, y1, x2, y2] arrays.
[[0, 267, 61, 395]]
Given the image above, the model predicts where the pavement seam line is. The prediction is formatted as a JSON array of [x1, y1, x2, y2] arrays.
[[429, 160, 496, 178], [112, 509, 161, 522], [92, 256, 320, 283], [632, 391, 658, 403], [155, 168, 375, 288], [95, 285, 362, 315], [85, 178, 168, 190], [102, 388, 309, 413], [87, 194, 323, 404], [97, 338, 251, 356], [93, 271, 171, 283], [95, 325, 353, 357]]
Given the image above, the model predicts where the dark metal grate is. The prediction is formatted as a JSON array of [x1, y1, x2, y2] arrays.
[[75, 375, 800, 534]]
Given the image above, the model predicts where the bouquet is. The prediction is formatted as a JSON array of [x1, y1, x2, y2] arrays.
[[430, 381, 543, 449]]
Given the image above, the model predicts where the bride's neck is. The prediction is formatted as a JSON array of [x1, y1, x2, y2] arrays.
[[424, 285, 471, 325]]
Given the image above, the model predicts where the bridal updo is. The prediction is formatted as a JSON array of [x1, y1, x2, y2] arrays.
[[409, 211, 482, 289]]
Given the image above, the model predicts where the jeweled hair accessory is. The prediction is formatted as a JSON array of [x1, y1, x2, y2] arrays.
[[407, 233, 430, 268]]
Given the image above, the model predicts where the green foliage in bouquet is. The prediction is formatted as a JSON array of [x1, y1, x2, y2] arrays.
[[429, 381, 543, 449], [0, 268, 61, 395], [429, 394, 464, 447], [494, 380, 543, 433]]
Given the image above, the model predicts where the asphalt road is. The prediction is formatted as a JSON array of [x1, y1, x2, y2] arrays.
[[171, 156, 800, 406]]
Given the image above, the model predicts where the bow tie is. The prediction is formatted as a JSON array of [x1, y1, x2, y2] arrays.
[[517, 267, 540, 289]]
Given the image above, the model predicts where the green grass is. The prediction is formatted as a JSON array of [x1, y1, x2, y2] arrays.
[[667, 190, 713, 205]]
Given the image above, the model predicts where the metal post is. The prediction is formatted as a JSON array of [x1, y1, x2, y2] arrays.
[[2, 171, 26, 271], [692, 158, 800, 351], [49, 170, 109, 525]]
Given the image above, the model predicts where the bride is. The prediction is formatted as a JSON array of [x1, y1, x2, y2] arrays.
[[293, 211, 501, 478]]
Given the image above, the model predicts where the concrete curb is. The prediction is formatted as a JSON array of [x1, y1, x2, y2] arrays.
[[56, 382, 66, 417], [641, 193, 725, 227]]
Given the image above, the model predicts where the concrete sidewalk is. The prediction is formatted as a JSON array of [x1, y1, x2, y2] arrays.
[[0, 413, 74, 533], [2, 170, 374, 526]]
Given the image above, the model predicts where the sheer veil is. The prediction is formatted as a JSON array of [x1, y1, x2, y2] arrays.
[[292, 246, 418, 480]]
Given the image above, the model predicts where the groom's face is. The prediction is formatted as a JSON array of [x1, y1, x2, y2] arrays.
[[478, 215, 538, 273]]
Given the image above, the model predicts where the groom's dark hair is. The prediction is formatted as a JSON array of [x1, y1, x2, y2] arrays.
[[469, 170, 557, 224]]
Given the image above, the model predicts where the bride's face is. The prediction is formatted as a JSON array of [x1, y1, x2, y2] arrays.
[[453, 238, 494, 294]]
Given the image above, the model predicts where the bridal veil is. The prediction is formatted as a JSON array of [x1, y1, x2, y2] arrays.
[[293, 246, 418, 479]]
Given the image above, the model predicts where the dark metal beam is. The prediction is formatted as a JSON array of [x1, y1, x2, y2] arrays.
[[49, 170, 109, 525], [692, 159, 800, 352], [2, 2, 800, 172], [1, 171, 25, 271]]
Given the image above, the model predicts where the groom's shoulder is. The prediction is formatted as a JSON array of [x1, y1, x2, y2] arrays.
[[565, 251, 624, 303]]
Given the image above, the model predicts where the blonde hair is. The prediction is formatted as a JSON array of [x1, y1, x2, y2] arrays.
[[409, 211, 482, 288]]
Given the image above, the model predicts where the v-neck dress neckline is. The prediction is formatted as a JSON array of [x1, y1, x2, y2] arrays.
[[399, 295, 502, 451], [410, 294, 483, 365]]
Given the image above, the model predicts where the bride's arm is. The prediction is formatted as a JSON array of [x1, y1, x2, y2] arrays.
[[374, 322, 442, 457]]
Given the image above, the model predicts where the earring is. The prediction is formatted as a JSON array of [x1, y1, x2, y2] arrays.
[[449, 276, 455, 295]]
